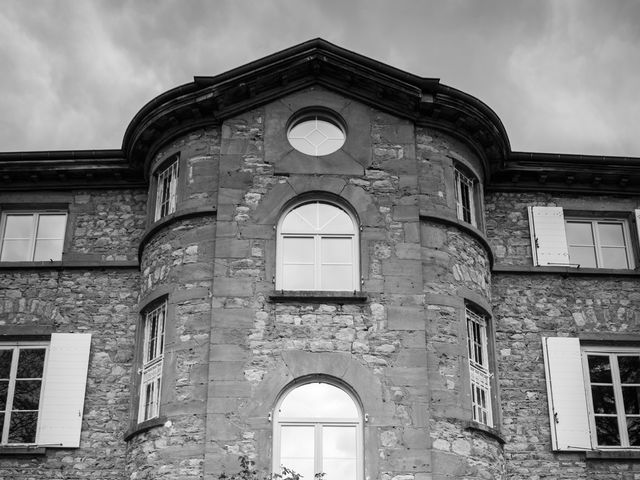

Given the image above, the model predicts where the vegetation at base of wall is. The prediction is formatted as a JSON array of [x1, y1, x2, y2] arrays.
[[219, 456, 325, 480]]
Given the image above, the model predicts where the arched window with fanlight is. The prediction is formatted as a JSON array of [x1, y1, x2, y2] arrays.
[[276, 200, 359, 291], [273, 381, 363, 480]]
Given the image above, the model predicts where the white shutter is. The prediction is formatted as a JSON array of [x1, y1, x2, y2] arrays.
[[542, 337, 592, 450], [528, 206, 571, 266], [635, 210, 640, 250], [38, 333, 92, 448]]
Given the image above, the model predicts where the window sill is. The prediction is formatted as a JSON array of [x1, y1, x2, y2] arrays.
[[0, 260, 139, 269], [492, 264, 640, 276], [0, 446, 47, 456], [463, 420, 506, 444], [269, 291, 368, 303], [585, 450, 640, 460], [124, 416, 167, 442]]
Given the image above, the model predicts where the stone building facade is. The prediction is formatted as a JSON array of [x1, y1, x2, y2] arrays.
[[0, 39, 639, 479]]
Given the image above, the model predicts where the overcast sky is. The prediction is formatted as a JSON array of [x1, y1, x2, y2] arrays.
[[1, 0, 639, 157]]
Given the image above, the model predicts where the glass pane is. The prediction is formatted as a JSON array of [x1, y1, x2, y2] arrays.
[[598, 223, 625, 246], [628, 417, 640, 446], [280, 425, 315, 480], [566, 222, 594, 245], [600, 247, 629, 269], [282, 265, 315, 290], [595, 416, 620, 446], [588, 355, 612, 383], [16, 349, 45, 378], [3, 215, 34, 239], [317, 205, 353, 234], [0, 350, 13, 378], [33, 239, 64, 261], [12, 380, 42, 410], [36, 214, 66, 239], [8, 411, 38, 443], [282, 205, 317, 233], [623, 386, 640, 414], [320, 265, 353, 291], [280, 383, 358, 419], [321, 238, 352, 264], [591, 386, 616, 414], [568, 246, 596, 268], [323, 426, 357, 480], [619, 356, 640, 383], [283, 237, 315, 264], [0, 380, 8, 410], [0, 239, 31, 261]]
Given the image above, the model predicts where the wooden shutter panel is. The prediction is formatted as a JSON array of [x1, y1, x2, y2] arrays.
[[38, 333, 91, 447], [528, 206, 570, 266], [542, 337, 592, 450], [635, 210, 640, 252]]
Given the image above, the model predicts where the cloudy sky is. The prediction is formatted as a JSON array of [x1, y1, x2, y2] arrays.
[[1, 0, 639, 157]]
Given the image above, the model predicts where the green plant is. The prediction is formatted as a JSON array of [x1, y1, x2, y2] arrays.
[[219, 456, 325, 480]]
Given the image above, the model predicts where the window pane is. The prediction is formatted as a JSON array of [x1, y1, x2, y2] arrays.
[[12, 380, 42, 410], [282, 265, 315, 290], [318, 205, 353, 234], [36, 214, 66, 239], [588, 355, 612, 383], [0, 380, 8, 410], [280, 383, 358, 419], [323, 426, 357, 480], [0, 239, 31, 261], [320, 265, 353, 291], [595, 416, 621, 446], [33, 239, 64, 261], [568, 246, 597, 267], [628, 418, 640, 446], [3, 215, 34, 239], [600, 247, 629, 269], [280, 425, 315, 480], [321, 238, 352, 264], [283, 237, 315, 264], [566, 222, 594, 245], [0, 350, 13, 378], [282, 206, 316, 233], [591, 386, 616, 414], [598, 223, 625, 246], [618, 356, 640, 383], [16, 349, 45, 379], [623, 386, 640, 414], [8, 411, 38, 443]]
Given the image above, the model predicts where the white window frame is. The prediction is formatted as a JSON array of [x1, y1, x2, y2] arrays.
[[455, 168, 476, 227], [272, 381, 364, 480], [0, 342, 48, 445], [276, 200, 359, 291], [0, 212, 67, 262], [466, 308, 493, 427], [565, 217, 634, 269], [138, 301, 166, 423], [154, 159, 179, 221], [582, 345, 640, 449]]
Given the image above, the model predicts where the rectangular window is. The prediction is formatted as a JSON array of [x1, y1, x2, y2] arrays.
[[529, 207, 637, 269], [154, 160, 179, 221], [139, 301, 166, 422], [583, 348, 640, 448], [455, 168, 476, 226], [0, 212, 67, 262], [466, 308, 493, 427], [0, 334, 91, 447], [0, 344, 47, 444]]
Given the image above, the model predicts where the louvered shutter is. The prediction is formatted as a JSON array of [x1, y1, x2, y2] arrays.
[[542, 337, 592, 450], [38, 333, 92, 447], [528, 206, 571, 266]]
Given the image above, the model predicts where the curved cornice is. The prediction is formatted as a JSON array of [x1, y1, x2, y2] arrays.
[[122, 38, 511, 178]]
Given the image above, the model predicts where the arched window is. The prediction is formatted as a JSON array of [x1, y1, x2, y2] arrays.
[[273, 381, 363, 480], [276, 201, 359, 291]]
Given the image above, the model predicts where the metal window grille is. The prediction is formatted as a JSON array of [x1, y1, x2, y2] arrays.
[[466, 308, 493, 427]]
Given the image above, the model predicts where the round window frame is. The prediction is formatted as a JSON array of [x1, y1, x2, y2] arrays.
[[286, 109, 347, 157]]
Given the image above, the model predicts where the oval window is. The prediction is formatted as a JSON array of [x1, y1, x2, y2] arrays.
[[287, 114, 346, 156]]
